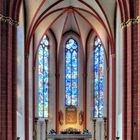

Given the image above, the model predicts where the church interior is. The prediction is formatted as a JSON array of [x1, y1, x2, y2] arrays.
[[0, 0, 140, 140]]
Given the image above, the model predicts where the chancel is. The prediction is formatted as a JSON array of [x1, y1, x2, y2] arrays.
[[0, 0, 140, 140]]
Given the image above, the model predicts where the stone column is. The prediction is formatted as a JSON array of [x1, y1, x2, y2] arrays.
[[111, 53, 116, 140], [120, 3, 140, 139], [0, 1, 21, 140]]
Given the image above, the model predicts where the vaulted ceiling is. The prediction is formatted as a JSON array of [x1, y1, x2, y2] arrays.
[[24, 0, 116, 53]]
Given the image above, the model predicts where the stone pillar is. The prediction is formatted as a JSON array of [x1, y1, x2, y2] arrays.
[[132, 22, 140, 140], [25, 55, 29, 140], [122, 26, 128, 140], [137, 21, 140, 140], [0, 1, 21, 140], [120, 1, 140, 139], [125, 25, 133, 140], [111, 53, 116, 140], [133, 1, 140, 140], [56, 73, 60, 133]]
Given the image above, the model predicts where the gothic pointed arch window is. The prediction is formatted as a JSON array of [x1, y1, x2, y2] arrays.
[[65, 38, 78, 106], [93, 36, 105, 118], [38, 35, 49, 118]]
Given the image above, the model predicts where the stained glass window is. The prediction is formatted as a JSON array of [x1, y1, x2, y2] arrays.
[[38, 35, 49, 118], [65, 38, 78, 106], [93, 36, 104, 118]]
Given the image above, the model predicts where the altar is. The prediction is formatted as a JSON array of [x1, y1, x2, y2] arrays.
[[48, 134, 92, 140]]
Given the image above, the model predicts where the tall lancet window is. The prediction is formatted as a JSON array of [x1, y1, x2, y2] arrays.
[[38, 35, 49, 118], [93, 36, 105, 118], [65, 38, 78, 106]]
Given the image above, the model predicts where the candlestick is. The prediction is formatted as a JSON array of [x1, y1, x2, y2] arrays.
[[116, 136, 120, 140], [45, 119, 48, 140], [34, 118, 38, 140], [40, 122, 43, 140], [116, 131, 120, 140], [93, 119, 96, 140], [103, 117, 107, 140], [39, 119, 44, 140]]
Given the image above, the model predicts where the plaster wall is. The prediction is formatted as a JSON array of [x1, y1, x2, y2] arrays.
[[116, 6, 123, 140], [109, 52, 112, 140], [29, 39, 33, 140], [17, 4, 25, 140]]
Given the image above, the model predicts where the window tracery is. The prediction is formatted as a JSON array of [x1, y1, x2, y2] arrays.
[[65, 38, 78, 106], [38, 35, 49, 118], [93, 36, 105, 118]]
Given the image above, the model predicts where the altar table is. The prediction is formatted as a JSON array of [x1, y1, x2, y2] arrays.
[[48, 134, 92, 140]]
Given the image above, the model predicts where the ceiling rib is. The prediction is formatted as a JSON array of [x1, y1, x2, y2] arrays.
[[26, 0, 115, 56], [26, 0, 65, 47], [77, 0, 114, 48], [73, 11, 85, 58], [33, 9, 69, 58], [95, 0, 114, 43], [73, 9, 109, 62], [57, 12, 69, 53], [27, 8, 65, 54]]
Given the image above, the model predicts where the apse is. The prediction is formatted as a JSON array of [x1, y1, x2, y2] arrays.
[[17, 0, 121, 140], [2, 0, 140, 140]]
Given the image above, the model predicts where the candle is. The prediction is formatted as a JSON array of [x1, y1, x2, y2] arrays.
[[117, 131, 118, 137]]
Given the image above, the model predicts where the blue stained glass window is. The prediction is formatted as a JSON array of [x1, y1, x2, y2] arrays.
[[65, 38, 78, 106], [93, 36, 105, 118], [38, 35, 49, 118]]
